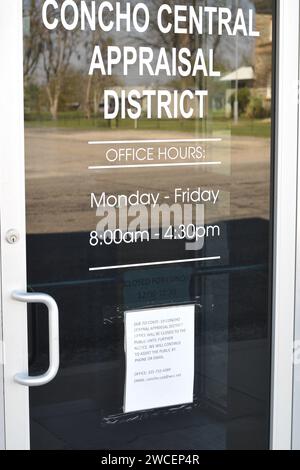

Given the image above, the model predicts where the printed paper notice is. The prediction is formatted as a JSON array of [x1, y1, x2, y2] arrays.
[[124, 305, 195, 413]]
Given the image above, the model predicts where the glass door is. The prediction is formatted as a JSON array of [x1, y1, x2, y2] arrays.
[[1, 0, 299, 450]]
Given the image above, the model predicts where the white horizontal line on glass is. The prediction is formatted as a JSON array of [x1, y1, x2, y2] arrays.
[[88, 138, 222, 145], [89, 256, 221, 272], [88, 161, 222, 170]]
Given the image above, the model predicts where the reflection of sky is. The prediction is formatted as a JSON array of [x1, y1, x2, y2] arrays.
[[24, 0, 265, 87]]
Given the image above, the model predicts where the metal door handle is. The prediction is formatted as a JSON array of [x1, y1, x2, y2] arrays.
[[12, 291, 60, 387]]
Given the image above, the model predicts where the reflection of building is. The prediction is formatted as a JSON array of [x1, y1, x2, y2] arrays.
[[220, 14, 272, 117], [220, 67, 255, 117], [221, 67, 255, 89]]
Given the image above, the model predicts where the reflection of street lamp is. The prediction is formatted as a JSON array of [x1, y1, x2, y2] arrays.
[[234, 0, 239, 124], [194, 0, 201, 136], [194, 0, 207, 136]]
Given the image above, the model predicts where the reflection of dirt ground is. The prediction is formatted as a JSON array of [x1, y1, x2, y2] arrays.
[[25, 129, 271, 234]]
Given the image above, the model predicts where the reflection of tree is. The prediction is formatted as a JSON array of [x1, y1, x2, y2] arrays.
[[83, 35, 118, 118], [41, 19, 79, 120], [23, 0, 118, 119], [42, 32, 76, 120], [134, 0, 218, 90], [81, 1, 119, 118], [23, 0, 80, 119], [23, 0, 43, 83], [254, 0, 272, 13], [136, 0, 255, 87]]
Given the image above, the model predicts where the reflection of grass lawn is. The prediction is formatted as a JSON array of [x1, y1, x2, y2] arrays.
[[25, 115, 271, 138]]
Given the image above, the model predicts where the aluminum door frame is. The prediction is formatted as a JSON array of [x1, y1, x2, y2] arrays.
[[0, 0, 29, 450], [293, 0, 300, 451], [270, 0, 300, 451]]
